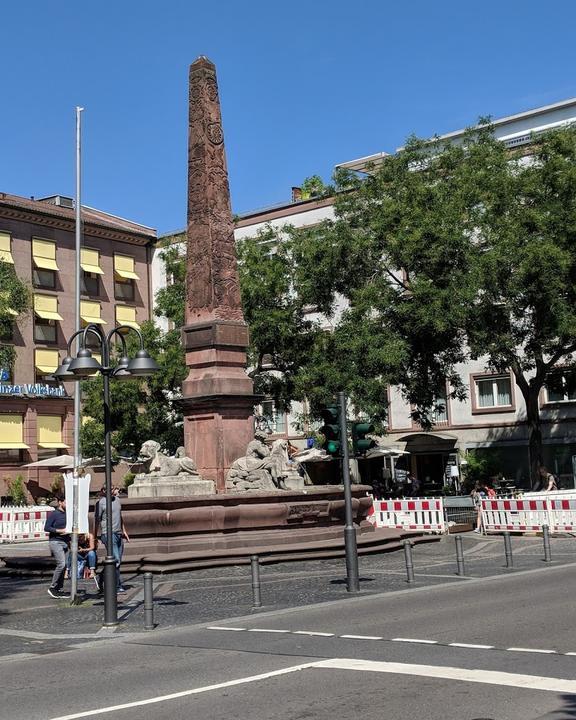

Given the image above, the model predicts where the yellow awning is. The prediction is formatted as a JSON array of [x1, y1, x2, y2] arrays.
[[37, 415, 68, 449], [35, 349, 59, 374], [114, 254, 139, 280], [80, 300, 107, 325], [0, 232, 14, 264], [115, 305, 140, 329], [34, 294, 63, 321], [0, 414, 29, 449], [81, 248, 104, 275], [33, 238, 59, 271]]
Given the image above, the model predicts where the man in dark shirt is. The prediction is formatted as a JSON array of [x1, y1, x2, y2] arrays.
[[44, 494, 70, 599]]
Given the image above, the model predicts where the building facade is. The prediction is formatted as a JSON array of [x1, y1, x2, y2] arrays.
[[153, 98, 576, 491], [0, 193, 156, 497]]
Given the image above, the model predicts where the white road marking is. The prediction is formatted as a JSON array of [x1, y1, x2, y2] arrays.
[[340, 634, 383, 640], [565, 652, 576, 656], [392, 638, 438, 644], [293, 630, 334, 637], [315, 658, 576, 693], [48, 662, 319, 720], [247, 628, 291, 634], [449, 643, 494, 649], [206, 626, 245, 632], [507, 647, 557, 654]]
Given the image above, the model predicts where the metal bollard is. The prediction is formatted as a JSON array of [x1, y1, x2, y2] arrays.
[[543, 524, 552, 563], [503, 532, 513, 568], [250, 555, 262, 608], [143, 572, 155, 630], [455, 535, 466, 576], [403, 539, 415, 584]]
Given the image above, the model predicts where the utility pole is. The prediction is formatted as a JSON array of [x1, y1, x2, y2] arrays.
[[70, 106, 84, 604]]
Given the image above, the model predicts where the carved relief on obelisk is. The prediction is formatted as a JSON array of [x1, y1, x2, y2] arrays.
[[181, 57, 257, 491], [186, 57, 244, 323]]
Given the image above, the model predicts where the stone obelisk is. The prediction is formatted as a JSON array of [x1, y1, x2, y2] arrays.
[[180, 57, 256, 492]]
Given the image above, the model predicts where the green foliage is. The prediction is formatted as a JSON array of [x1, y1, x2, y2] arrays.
[[49, 474, 64, 498], [293, 125, 576, 478], [463, 450, 503, 488], [80, 320, 187, 459], [7, 474, 27, 505], [123, 472, 135, 489], [0, 261, 31, 373], [300, 175, 328, 200]]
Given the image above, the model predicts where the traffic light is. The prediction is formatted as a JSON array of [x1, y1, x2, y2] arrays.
[[320, 405, 341, 456], [352, 421, 376, 456]]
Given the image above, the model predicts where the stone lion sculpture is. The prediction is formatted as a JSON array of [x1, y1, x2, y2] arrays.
[[226, 434, 289, 491], [137, 440, 199, 477]]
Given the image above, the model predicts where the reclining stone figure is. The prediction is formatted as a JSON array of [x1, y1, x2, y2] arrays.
[[137, 440, 200, 478], [226, 432, 289, 491]]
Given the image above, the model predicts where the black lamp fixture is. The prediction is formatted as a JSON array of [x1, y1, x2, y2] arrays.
[[56, 323, 158, 627]]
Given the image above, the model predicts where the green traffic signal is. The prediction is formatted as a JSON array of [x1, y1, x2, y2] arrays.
[[352, 421, 376, 455], [320, 405, 341, 457]]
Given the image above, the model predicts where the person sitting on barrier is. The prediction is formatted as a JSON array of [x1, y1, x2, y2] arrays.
[[538, 466, 558, 492], [65, 532, 97, 582]]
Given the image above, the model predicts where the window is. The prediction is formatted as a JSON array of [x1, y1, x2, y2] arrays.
[[35, 349, 59, 381], [80, 300, 106, 327], [37, 415, 67, 451], [80, 248, 104, 275], [114, 254, 139, 280], [34, 294, 63, 322], [0, 232, 14, 264], [33, 268, 56, 289], [262, 400, 287, 435], [114, 277, 135, 301], [475, 375, 512, 408], [115, 305, 139, 330], [82, 271, 100, 296], [432, 393, 448, 424], [32, 238, 58, 271], [34, 317, 57, 343], [545, 371, 576, 403], [0, 449, 22, 465], [0, 414, 28, 451]]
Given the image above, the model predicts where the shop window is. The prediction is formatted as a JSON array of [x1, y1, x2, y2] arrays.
[[34, 317, 57, 343], [0, 449, 22, 465], [114, 277, 135, 301], [33, 268, 56, 289], [545, 371, 576, 403]]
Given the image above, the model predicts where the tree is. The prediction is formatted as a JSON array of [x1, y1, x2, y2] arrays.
[[293, 124, 576, 483], [0, 261, 31, 372]]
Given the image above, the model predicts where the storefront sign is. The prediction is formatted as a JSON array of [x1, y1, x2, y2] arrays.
[[0, 368, 67, 398]]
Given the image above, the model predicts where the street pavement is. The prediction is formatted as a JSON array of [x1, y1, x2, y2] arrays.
[[1, 533, 576, 719]]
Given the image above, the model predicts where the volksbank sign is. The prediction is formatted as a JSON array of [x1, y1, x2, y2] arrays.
[[0, 368, 67, 398]]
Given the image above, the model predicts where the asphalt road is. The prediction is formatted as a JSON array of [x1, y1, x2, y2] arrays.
[[3, 560, 576, 720]]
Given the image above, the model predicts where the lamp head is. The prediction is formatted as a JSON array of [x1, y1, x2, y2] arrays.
[[112, 355, 133, 381], [53, 355, 82, 381], [68, 348, 102, 376], [126, 349, 159, 376]]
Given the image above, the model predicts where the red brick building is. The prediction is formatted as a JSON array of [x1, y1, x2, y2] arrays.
[[0, 193, 156, 498]]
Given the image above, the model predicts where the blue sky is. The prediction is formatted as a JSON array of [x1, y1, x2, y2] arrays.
[[2, 1, 575, 234]]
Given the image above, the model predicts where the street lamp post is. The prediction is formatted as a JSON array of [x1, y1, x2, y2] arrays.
[[54, 323, 158, 626]]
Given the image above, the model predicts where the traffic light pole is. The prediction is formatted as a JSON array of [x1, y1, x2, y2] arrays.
[[338, 391, 360, 593]]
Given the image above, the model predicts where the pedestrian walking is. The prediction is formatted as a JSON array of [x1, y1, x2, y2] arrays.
[[94, 486, 129, 593], [44, 494, 70, 599], [471, 482, 487, 534]]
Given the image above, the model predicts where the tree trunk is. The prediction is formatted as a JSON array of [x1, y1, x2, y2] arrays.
[[525, 387, 544, 489]]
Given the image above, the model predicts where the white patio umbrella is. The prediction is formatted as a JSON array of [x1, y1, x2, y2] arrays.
[[23, 455, 76, 469]]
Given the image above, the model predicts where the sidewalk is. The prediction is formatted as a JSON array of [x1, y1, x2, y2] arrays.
[[1, 533, 574, 658]]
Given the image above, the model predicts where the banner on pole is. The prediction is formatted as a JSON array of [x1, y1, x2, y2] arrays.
[[64, 472, 91, 533]]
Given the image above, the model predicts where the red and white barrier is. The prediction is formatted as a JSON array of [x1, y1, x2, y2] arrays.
[[368, 498, 445, 533], [548, 497, 576, 532], [0, 506, 53, 543], [481, 498, 550, 533]]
